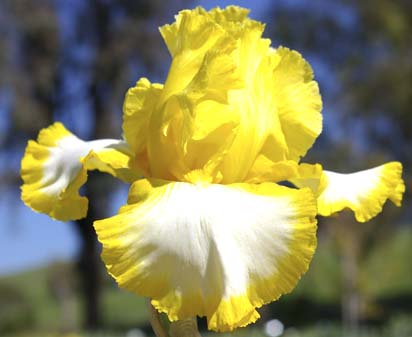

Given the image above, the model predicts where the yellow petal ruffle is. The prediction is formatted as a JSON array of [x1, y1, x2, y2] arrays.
[[94, 179, 317, 331], [317, 162, 404, 222], [122, 77, 163, 172], [271, 47, 323, 162], [291, 162, 405, 222], [21, 122, 137, 221]]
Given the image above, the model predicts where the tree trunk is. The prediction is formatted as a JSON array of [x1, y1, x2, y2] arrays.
[[74, 189, 101, 330], [340, 221, 360, 337]]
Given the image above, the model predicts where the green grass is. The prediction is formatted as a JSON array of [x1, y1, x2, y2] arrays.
[[102, 286, 148, 327], [3, 316, 412, 337], [0, 264, 148, 334], [0, 265, 64, 331]]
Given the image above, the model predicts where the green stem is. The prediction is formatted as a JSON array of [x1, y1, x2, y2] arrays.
[[147, 300, 202, 337], [169, 317, 201, 337], [147, 300, 169, 337]]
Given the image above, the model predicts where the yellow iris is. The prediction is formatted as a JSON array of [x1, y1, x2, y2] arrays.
[[20, 6, 405, 332]]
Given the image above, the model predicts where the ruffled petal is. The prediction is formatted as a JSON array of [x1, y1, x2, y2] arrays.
[[244, 160, 300, 184], [315, 162, 404, 222], [21, 122, 137, 221], [149, 8, 244, 181], [158, 6, 278, 183], [129, 7, 322, 184], [288, 163, 324, 192], [82, 143, 140, 183], [94, 179, 317, 331], [159, 7, 231, 99], [122, 77, 163, 167], [272, 47, 323, 162], [216, 24, 281, 183], [241, 47, 322, 182]]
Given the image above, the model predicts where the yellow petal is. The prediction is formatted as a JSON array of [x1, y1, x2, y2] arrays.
[[217, 28, 281, 183], [316, 162, 404, 222], [209, 42, 322, 182], [150, 8, 244, 181], [159, 7, 229, 100], [94, 179, 317, 331], [127, 7, 322, 184], [21, 122, 137, 221], [122, 77, 163, 159], [159, 6, 277, 183], [159, 7, 229, 58], [272, 47, 323, 162], [82, 144, 140, 183], [208, 6, 252, 36], [245, 159, 300, 184], [288, 162, 324, 193]]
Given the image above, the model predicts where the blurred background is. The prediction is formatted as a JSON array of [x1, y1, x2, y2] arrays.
[[0, 0, 411, 337]]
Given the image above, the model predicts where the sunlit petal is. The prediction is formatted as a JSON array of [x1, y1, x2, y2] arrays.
[[288, 163, 324, 192], [271, 47, 323, 161], [124, 6, 323, 184], [294, 162, 404, 222], [94, 179, 317, 331], [123, 77, 163, 177], [21, 122, 137, 221]]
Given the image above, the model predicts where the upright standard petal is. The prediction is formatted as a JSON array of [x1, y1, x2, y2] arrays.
[[94, 179, 317, 331], [137, 7, 244, 182], [293, 162, 404, 222], [130, 7, 323, 184], [271, 47, 323, 162], [21, 122, 138, 221], [123, 77, 164, 176]]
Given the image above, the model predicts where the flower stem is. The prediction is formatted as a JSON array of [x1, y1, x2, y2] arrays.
[[147, 300, 202, 337], [169, 317, 201, 337], [147, 300, 169, 337]]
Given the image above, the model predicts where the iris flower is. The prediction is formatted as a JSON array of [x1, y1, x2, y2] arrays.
[[21, 6, 404, 332]]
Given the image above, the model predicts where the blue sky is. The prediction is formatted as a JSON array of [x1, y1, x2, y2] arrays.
[[0, 201, 79, 275], [196, 0, 273, 17], [0, 183, 130, 276]]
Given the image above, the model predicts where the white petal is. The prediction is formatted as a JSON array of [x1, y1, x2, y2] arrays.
[[94, 179, 317, 331], [317, 162, 404, 222], [21, 122, 136, 221]]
